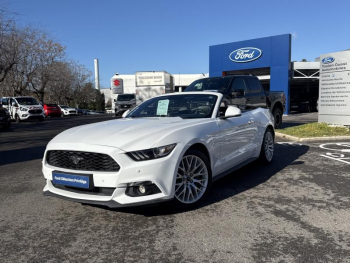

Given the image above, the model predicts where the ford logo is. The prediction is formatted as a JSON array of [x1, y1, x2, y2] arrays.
[[229, 47, 262, 63], [322, 57, 335, 64]]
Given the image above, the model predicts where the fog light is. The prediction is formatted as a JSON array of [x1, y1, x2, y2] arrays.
[[139, 184, 146, 194]]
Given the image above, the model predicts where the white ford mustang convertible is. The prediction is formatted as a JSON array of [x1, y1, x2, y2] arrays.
[[42, 92, 275, 209]]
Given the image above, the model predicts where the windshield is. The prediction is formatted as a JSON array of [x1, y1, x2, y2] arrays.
[[117, 95, 135, 101], [60, 105, 68, 109], [185, 78, 231, 92], [126, 94, 217, 119], [46, 104, 57, 107], [16, 97, 39, 105]]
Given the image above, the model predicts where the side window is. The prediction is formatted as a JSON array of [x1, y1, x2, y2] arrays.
[[2, 98, 8, 105], [245, 78, 262, 93], [230, 78, 247, 92]]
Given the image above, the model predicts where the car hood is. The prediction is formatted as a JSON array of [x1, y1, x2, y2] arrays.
[[48, 117, 208, 151], [61, 108, 76, 111]]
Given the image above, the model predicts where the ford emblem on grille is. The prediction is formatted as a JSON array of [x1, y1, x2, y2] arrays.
[[69, 155, 84, 165]]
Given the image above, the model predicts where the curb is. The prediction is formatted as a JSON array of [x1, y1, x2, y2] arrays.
[[275, 132, 350, 142]]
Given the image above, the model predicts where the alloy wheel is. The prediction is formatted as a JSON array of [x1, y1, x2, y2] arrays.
[[264, 131, 274, 162], [175, 155, 208, 204]]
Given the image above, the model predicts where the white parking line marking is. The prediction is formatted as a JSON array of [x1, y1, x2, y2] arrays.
[[320, 155, 350, 165], [320, 143, 350, 152], [277, 142, 303, 146]]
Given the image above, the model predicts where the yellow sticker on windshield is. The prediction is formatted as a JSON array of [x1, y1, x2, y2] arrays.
[[157, 100, 169, 116]]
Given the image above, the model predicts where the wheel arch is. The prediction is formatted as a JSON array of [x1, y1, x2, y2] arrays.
[[186, 143, 211, 166], [272, 101, 283, 114]]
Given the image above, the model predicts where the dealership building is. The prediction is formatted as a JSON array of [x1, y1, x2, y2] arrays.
[[106, 34, 325, 114]]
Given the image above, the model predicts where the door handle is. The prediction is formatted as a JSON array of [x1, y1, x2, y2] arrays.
[[248, 119, 254, 124], [246, 98, 250, 101]]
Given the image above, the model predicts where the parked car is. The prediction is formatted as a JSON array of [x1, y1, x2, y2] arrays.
[[76, 109, 84, 116], [112, 94, 136, 117], [184, 76, 286, 128], [86, 110, 99, 115], [42, 92, 275, 209], [58, 105, 78, 116], [0, 103, 11, 129], [290, 94, 317, 112], [1, 96, 44, 122], [44, 103, 62, 117]]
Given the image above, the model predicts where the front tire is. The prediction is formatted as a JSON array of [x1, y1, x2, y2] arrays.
[[171, 149, 212, 209], [15, 114, 21, 123], [259, 128, 274, 165], [272, 108, 282, 129]]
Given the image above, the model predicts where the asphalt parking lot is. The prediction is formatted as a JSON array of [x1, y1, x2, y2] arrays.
[[1, 115, 350, 263]]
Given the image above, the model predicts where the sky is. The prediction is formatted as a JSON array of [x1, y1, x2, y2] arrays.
[[4, 0, 350, 88]]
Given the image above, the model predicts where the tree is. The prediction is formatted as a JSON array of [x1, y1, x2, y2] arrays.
[[106, 98, 112, 109], [29, 32, 65, 104], [0, 9, 24, 83]]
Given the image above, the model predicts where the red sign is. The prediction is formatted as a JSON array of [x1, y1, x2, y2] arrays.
[[113, 79, 120, 86]]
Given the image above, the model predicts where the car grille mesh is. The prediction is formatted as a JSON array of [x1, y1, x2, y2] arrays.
[[29, 109, 42, 114], [46, 150, 120, 172]]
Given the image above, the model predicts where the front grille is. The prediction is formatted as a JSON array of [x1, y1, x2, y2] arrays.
[[46, 150, 120, 171], [29, 109, 42, 114], [52, 183, 116, 196], [69, 110, 76, 113]]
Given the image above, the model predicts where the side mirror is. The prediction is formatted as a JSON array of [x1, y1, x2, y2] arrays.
[[220, 106, 242, 119], [231, 89, 244, 98]]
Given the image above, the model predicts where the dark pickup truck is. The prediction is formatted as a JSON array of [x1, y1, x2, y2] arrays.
[[184, 75, 286, 128]]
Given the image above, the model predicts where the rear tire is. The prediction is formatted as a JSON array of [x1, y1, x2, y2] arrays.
[[272, 108, 282, 129], [3, 121, 11, 129], [259, 127, 274, 165], [170, 149, 212, 210]]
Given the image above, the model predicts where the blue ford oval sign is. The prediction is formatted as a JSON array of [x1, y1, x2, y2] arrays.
[[322, 57, 335, 64], [229, 47, 262, 63]]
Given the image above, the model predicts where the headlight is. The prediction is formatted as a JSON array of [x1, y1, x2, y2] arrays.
[[20, 107, 28, 112], [126, 144, 176, 161]]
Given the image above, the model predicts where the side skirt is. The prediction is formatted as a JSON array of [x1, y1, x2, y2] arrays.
[[212, 157, 258, 182]]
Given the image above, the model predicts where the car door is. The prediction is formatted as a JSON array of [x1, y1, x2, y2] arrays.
[[216, 110, 257, 173], [228, 78, 248, 110], [245, 77, 267, 108]]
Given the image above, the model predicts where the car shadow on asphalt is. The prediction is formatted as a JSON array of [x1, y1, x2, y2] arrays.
[[0, 146, 46, 166], [89, 143, 310, 217]]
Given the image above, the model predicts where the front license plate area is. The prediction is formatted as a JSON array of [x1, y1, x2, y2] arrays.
[[52, 171, 92, 189]]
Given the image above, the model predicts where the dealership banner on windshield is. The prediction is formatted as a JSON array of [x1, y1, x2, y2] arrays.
[[319, 50, 350, 125]]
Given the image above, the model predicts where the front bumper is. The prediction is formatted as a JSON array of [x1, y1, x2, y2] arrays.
[[42, 143, 180, 207], [20, 112, 44, 120]]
